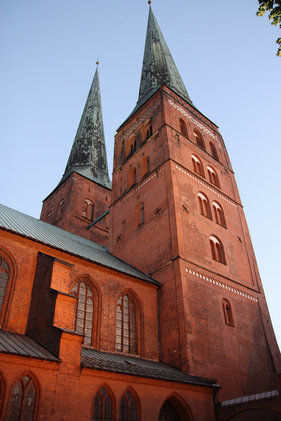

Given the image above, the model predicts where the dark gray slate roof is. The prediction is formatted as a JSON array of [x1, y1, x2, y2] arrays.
[[132, 7, 192, 116], [0, 203, 159, 286], [0, 329, 59, 362], [81, 348, 216, 388], [62, 66, 111, 189]]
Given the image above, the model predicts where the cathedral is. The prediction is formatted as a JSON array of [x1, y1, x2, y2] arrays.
[[0, 6, 281, 421]]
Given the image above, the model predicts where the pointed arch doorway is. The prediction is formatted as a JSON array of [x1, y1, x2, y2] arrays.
[[158, 397, 191, 421]]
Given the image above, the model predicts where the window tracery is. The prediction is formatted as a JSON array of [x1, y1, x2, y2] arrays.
[[6, 374, 38, 421], [116, 295, 137, 354], [71, 281, 95, 346], [93, 387, 113, 421], [119, 390, 138, 421]]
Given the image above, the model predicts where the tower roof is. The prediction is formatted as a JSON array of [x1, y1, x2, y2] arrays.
[[61, 66, 111, 189], [133, 7, 193, 114]]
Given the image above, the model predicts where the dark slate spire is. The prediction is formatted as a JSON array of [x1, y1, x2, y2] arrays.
[[61, 65, 111, 189], [134, 7, 192, 112]]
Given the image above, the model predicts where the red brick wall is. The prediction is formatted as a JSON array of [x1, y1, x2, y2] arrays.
[[40, 172, 111, 247]]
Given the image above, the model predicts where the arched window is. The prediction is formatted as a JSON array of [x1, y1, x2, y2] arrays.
[[198, 193, 212, 219], [119, 390, 139, 421], [116, 295, 137, 354], [57, 199, 64, 220], [222, 299, 234, 326], [179, 118, 188, 137], [128, 168, 137, 188], [71, 281, 95, 346], [194, 129, 205, 149], [82, 199, 94, 221], [210, 235, 226, 264], [93, 387, 113, 421], [210, 142, 219, 161], [191, 155, 205, 177], [6, 374, 38, 421], [0, 252, 14, 328], [159, 401, 180, 421], [207, 166, 220, 188], [212, 201, 226, 227], [140, 156, 150, 178], [134, 202, 144, 228]]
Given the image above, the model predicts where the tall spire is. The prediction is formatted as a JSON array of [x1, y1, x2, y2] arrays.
[[134, 7, 192, 112], [61, 65, 111, 189]]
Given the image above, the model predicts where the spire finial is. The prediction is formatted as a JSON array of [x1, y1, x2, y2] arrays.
[[96, 60, 99, 66], [148, 1, 151, 5]]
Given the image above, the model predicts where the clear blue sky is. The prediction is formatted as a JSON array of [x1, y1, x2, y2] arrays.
[[1, 0, 280, 349]]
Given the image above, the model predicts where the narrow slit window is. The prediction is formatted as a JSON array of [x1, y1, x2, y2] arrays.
[[222, 299, 234, 326]]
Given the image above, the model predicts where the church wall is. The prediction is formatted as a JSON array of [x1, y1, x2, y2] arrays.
[[178, 259, 276, 400], [0, 230, 160, 360], [0, 347, 216, 421]]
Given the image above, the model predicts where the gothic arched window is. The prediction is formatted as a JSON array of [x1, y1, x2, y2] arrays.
[[119, 390, 139, 421], [210, 142, 219, 161], [198, 193, 212, 219], [6, 374, 38, 421], [116, 295, 137, 354], [222, 299, 234, 326], [0, 251, 14, 328], [92, 387, 113, 421], [212, 201, 226, 227], [71, 281, 95, 346], [191, 155, 205, 178], [207, 166, 220, 188], [82, 199, 94, 221], [210, 235, 226, 264], [179, 118, 188, 137], [194, 129, 205, 149]]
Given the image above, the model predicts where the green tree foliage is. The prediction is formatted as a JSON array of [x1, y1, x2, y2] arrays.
[[257, 0, 281, 56]]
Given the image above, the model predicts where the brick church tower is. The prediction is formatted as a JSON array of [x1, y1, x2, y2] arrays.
[[40, 65, 111, 247], [109, 6, 281, 400]]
